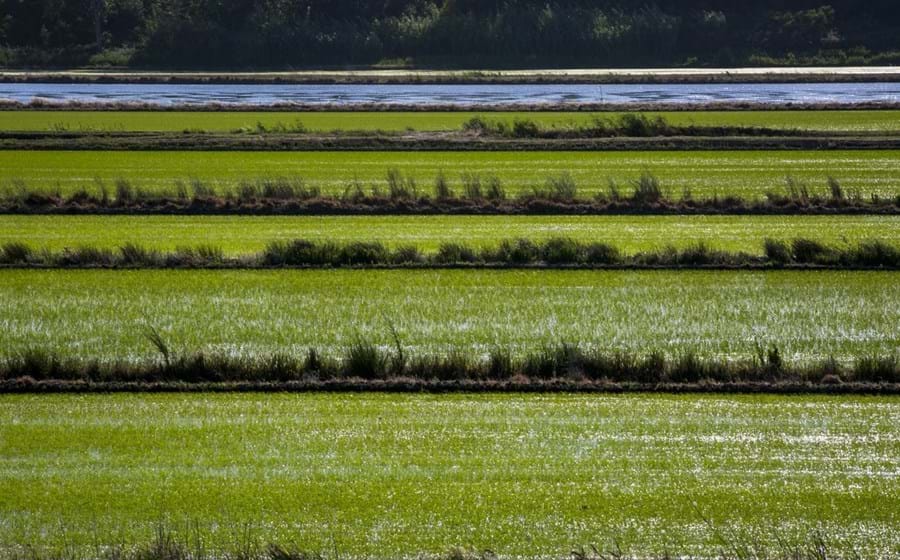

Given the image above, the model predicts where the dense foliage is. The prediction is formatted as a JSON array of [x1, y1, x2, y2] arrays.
[[2, 0, 900, 68]]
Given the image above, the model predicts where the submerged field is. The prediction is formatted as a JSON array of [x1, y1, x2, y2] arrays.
[[1, 214, 897, 255], [1, 393, 898, 557], [2, 110, 900, 132], [2, 150, 899, 200], [0, 269, 896, 362]]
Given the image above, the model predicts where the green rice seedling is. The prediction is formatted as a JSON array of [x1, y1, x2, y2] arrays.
[[2, 393, 898, 558], [1, 269, 895, 362]]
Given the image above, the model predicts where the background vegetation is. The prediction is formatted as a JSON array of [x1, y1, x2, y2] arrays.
[[1, 0, 899, 68]]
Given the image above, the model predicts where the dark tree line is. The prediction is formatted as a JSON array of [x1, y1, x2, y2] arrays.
[[1, 0, 899, 67]]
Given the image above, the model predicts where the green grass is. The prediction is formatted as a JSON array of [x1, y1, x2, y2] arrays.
[[1, 215, 897, 255], [3, 110, 900, 132], [2, 150, 899, 200], [0, 269, 896, 362], [0, 393, 898, 557]]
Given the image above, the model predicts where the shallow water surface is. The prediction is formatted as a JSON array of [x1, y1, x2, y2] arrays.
[[2, 82, 899, 105]]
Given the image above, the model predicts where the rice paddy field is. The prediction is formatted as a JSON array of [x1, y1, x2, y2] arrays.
[[2, 110, 900, 132], [2, 101, 899, 559], [3, 149, 900, 200], [0, 269, 896, 362], [1, 393, 898, 558], [1, 215, 897, 254]]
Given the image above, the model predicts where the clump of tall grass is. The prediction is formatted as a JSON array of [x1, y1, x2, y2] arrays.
[[386, 168, 418, 200], [433, 171, 454, 200], [461, 172, 483, 199], [434, 242, 479, 264], [632, 171, 663, 203], [0, 242, 31, 264], [235, 120, 308, 134]]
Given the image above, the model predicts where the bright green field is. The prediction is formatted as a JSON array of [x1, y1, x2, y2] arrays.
[[2, 150, 899, 200], [0, 269, 896, 362], [1, 393, 898, 557], [2, 110, 900, 132], [1, 215, 897, 255]]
